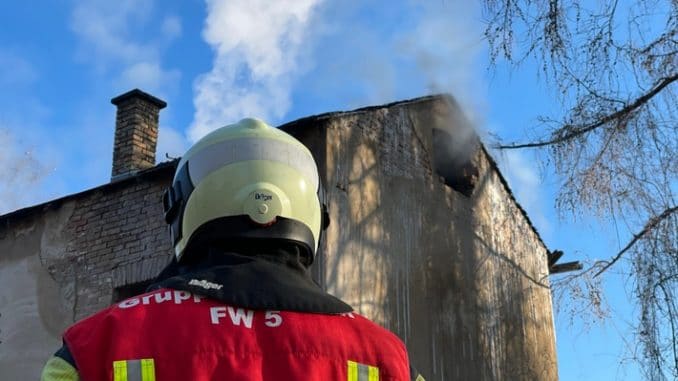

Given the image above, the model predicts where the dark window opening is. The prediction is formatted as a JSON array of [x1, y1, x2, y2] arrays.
[[432, 128, 479, 197], [112, 279, 154, 303]]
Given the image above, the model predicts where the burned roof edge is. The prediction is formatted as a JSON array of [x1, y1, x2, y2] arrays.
[[278, 93, 453, 131]]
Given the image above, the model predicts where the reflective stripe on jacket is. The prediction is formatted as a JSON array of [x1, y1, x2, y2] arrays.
[[63, 288, 411, 381]]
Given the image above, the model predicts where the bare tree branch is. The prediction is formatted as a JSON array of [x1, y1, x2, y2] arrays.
[[594, 205, 678, 277], [494, 73, 678, 149], [482, 0, 678, 375]]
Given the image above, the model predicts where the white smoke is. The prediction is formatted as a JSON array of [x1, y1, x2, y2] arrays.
[[0, 128, 52, 215], [398, 2, 486, 123], [189, 0, 322, 141], [0, 51, 57, 215]]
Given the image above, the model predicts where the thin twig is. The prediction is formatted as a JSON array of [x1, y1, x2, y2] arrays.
[[594, 205, 678, 277]]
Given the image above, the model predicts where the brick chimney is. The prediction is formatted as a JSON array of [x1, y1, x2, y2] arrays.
[[110, 89, 167, 180]]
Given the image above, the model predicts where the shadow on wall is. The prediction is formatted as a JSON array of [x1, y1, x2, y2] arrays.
[[296, 96, 556, 381], [469, 166, 555, 381]]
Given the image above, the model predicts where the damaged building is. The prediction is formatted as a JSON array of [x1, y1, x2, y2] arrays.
[[0, 89, 562, 380]]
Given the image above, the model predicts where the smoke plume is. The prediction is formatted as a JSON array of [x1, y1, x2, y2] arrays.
[[189, 0, 322, 141]]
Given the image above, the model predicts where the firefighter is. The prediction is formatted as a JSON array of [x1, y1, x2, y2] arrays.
[[41, 118, 425, 381]]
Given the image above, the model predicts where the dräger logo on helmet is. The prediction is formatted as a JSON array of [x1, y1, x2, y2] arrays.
[[254, 193, 272, 201], [189, 279, 224, 290]]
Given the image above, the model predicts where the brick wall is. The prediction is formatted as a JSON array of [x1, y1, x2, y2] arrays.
[[67, 165, 175, 317], [111, 89, 166, 180]]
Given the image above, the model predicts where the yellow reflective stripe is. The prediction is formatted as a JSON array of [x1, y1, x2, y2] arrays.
[[368, 364, 379, 381], [113, 359, 155, 381], [415, 375, 426, 381], [348, 360, 359, 381], [140, 359, 155, 381], [347, 360, 379, 381], [113, 360, 128, 381]]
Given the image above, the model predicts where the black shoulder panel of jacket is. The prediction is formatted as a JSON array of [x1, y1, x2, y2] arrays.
[[54, 342, 77, 370]]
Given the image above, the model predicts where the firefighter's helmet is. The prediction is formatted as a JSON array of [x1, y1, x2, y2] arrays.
[[163, 118, 325, 264]]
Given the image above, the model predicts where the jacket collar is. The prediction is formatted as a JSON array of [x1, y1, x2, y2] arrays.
[[150, 247, 352, 313]]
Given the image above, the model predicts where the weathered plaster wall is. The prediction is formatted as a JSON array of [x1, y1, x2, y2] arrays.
[[0, 96, 556, 380], [0, 166, 174, 379], [0, 202, 74, 378]]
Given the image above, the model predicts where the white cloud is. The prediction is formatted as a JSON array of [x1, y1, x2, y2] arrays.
[[161, 15, 182, 40], [70, 0, 180, 95], [118, 61, 181, 96], [71, 0, 155, 67], [189, 0, 323, 141]]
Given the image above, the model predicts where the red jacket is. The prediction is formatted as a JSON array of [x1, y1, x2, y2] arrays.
[[64, 288, 411, 381]]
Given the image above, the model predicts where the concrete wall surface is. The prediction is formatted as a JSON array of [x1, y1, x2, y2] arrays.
[[0, 95, 556, 380]]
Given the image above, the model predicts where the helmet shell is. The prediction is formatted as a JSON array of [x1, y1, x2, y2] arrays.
[[166, 118, 322, 261]]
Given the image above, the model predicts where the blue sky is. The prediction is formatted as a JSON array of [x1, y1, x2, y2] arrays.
[[0, 1, 644, 379]]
